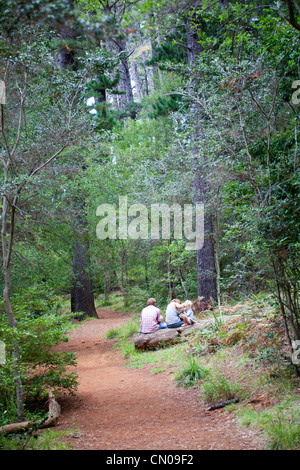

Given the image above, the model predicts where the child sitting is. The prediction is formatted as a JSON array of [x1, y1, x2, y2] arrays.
[[181, 300, 195, 325]]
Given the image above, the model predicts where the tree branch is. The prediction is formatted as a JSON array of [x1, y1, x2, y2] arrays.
[[11, 79, 27, 161], [1, 104, 18, 176], [26, 145, 68, 181], [284, 0, 300, 31]]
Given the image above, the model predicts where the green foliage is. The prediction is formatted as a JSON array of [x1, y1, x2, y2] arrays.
[[0, 0, 77, 31], [126, 286, 151, 311], [1, 0, 300, 435], [202, 373, 243, 405], [148, 27, 188, 66], [0, 428, 72, 450], [239, 403, 300, 450], [175, 357, 209, 388], [106, 314, 140, 342], [149, 94, 181, 118], [11, 284, 58, 319], [86, 70, 124, 130], [0, 286, 77, 425]]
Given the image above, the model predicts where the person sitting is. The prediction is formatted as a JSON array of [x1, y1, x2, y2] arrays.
[[165, 299, 185, 328], [139, 298, 167, 334], [159, 314, 167, 329], [181, 300, 195, 325]]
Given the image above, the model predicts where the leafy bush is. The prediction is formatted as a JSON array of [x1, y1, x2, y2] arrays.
[[0, 287, 77, 426], [126, 286, 151, 312], [11, 283, 58, 319]]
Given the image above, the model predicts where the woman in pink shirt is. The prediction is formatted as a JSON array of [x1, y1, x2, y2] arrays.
[[139, 298, 167, 334]]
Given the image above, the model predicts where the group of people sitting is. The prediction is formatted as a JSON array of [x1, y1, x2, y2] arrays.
[[139, 298, 194, 334]]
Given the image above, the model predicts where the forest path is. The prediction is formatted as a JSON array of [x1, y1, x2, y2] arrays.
[[56, 308, 263, 450]]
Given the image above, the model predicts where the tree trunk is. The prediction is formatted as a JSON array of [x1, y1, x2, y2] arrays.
[[55, 36, 97, 320], [118, 247, 128, 306], [141, 51, 154, 94], [167, 243, 172, 300], [1, 102, 24, 420], [120, 48, 134, 105], [187, 1, 217, 302], [178, 267, 189, 299], [106, 37, 135, 116], [71, 239, 97, 319], [213, 210, 222, 310], [186, 2, 203, 65], [132, 62, 143, 102], [193, 174, 217, 302]]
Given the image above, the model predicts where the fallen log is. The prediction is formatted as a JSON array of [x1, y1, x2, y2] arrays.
[[133, 328, 180, 351], [0, 420, 33, 435], [41, 389, 61, 428], [206, 398, 239, 411], [0, 389, 60, 435], [133, 319, 215, 351]]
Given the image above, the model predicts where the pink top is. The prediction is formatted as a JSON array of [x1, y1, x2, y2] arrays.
[[140, 305, 161, 334]]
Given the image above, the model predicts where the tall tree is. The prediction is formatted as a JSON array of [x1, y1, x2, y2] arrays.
[[55, 37, 97, 319], [186, 0, 217, 302]]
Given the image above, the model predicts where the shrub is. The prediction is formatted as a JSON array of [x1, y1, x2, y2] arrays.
[[0, 288, 77, 426], [126, 286, 151, 311]]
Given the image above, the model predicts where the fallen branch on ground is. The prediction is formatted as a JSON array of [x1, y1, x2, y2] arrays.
[[206, 398, 239, 411], [0, 389, 60, 434]]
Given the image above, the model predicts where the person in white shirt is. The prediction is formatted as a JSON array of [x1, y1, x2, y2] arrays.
[[181, 300, 194, 324], [166, 299, 184, 327]]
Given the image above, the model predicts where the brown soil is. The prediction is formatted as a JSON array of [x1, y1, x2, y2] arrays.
[[55, 308, 264, 450]]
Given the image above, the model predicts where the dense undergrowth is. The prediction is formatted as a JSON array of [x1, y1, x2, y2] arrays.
[[105, 293, 300, 450]]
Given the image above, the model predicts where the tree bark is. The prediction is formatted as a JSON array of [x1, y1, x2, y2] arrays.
[[193, 172, 217, 302], [186, 1, 217, 302], [132, 62, 143, 102], [71, 239, 97, 319], [55, 34, 97, 320], [141, 51, 154, 94], [1, 101, 25, 421], [213, 209, 221, 310], [186, 2, 203, 65], [106, 36, 135, 116]]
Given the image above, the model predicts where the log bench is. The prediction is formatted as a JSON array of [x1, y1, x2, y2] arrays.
[[133, 319, 214, 351]]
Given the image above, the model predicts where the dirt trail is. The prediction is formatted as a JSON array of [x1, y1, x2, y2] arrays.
[[56, 309, 263, 450]]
